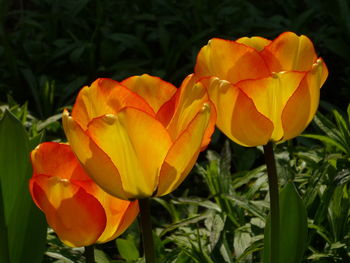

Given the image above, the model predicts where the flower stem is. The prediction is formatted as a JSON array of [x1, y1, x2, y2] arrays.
[[263, 141, 280, 263], [139, 198, 156, 263], [84, 245, 95, 263]]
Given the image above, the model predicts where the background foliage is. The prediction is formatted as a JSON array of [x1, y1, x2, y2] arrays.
[[0, 0, 349, 262]]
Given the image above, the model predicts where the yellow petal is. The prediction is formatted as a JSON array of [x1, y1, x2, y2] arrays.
[[282, 59, 328, 140], [121, 74, 177, 113], [30, 142, 90, 181], [62, 110, 129, 200], [157, 104, 211, 196], [261, 32, 317, 72], [236, 36, 271, 51], [167, 74, 216, 151], [30, 175, 106, 247], [87, 108, 172, 198], [72, 78, 155, 129], [203, 77, 273, 146], [195, 38, 270, 83], [236, 71, 306, 141]]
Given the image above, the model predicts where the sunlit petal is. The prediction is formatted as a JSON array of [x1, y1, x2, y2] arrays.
[[87, 108, 172, 198], [236, 71, 306, 141], [195, 38, 270, 83], [72, 78, 154, 129], [261, 32, 317, 72], [62, 110, 129, 200], [121, 74, 177, 113], [236, 36, 271, 51]]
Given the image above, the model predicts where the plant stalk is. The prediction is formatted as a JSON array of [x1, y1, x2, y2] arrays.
[[139, 198, 156, 263], [84, 245, 95, 263], [263, 141, 280, 263]]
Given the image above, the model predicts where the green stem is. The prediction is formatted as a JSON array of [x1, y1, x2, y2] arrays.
[[263, 141, 280, 263], [139, 198, 156, 263], [84, 245, 95, 263]]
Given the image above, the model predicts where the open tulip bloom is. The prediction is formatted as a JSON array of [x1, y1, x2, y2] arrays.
[[195, 31, 328, 147], [62, 74, 216, 200], [30, 142, 139, 247]]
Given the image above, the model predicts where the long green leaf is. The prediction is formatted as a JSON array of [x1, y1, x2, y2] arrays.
[[0, 111, 47, 263], [263, 182, 308, 263]]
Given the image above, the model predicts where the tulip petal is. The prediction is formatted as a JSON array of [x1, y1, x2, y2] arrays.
[[203, 77, 273, 146], [236, 36, 271, 51], [195, 38, 270, 83], [109, 201, 139, 240], [71, 180, 136, 242], [63, 110, 129, 200], [31, 142, 89, 181], [282, 59, 328, 140], [261, 32, 317, 72], [121, 74, 177, 113], [236, 71, 306, 141], [87, 108, 172, 198], [72, 78, 155, 129], [30, 175, 106, 247], [165, 74, 216, 149], [157, 103, 211, 196]]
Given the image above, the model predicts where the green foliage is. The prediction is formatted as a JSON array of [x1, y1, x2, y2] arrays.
[[0, 111, 47, 263], [116, 238, 139, 262], [263, 183, 308, 263]]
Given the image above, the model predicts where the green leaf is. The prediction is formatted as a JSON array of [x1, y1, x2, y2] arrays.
[[263, 182, 308, 263], [0, 111, 47, 263], [302, 134, 347, 154], [0, 180, 10, 263], [94, 249, 111, 263], [116, 238, 139, 261]]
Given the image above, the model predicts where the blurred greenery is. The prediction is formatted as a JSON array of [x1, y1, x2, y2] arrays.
[[0, 0, 349, 262]]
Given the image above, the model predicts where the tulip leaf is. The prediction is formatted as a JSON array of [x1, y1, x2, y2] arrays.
[[0, 111, 47, 263], [263, 182, 308, 263], [116, 238, 140, 261], [0, 180, 10, 263]]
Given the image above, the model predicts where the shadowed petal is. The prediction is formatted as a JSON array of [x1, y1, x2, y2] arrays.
[[30, 142, 89, 181], [77, 179, 139, 243], [30, 175, 106, 247], [157, 104, 211, 196], [203, 77, 273, 146], [282, 59, 329, 140], [165, 74, 216, 149]]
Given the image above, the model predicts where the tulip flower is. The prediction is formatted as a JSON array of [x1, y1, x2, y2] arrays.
[[195, 31, 328, 147], [29, 142, 139, 247], [62, 74, 215, 200]]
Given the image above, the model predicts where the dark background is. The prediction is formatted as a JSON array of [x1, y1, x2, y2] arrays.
[[1, 0, 349, 120]]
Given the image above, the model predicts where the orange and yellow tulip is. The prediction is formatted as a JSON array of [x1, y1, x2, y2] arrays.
[[62, 74, 216, 200], [195, 32, 328, 147], [29, 142, 139, 247]]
